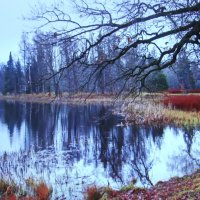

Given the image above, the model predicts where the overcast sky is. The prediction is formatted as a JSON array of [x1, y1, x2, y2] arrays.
[[0, 0, 57, 64]]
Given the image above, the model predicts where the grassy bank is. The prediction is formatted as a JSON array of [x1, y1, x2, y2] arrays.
[[84, 170, 200, 200]]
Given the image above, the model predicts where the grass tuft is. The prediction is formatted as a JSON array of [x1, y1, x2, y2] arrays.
[[35, 182, 52, 200], [85, 186, 102, 200]]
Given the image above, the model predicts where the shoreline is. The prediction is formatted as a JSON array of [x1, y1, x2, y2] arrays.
[[0, 93, 120, 105], [0, 170, 199, 199], [85, 170, 200, 199], [1, 93, 200, 128]]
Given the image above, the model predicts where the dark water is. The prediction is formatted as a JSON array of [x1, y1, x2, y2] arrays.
[[0, 101, 199, 199]]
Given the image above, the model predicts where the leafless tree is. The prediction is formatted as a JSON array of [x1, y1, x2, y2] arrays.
[[32, 0, 200, 94]]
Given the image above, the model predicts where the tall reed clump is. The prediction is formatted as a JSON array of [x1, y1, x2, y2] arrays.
[[163, 95, 200, 111], [121, 99, 166, 125]]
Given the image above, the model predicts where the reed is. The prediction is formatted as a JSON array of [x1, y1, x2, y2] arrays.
[[121, 99, 166, 125]]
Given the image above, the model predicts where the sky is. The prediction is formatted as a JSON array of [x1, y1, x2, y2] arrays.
[[0, 0, 56, 64]]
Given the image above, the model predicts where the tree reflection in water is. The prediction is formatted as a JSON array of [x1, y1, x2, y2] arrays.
[[0, 101, 199, 199], [168, 126, 200, 175]]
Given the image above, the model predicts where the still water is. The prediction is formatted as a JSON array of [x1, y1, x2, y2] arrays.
[[0, 101, 199, 199]]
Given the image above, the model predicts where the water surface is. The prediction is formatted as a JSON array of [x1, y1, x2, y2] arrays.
[[0, 101, 199, 199]]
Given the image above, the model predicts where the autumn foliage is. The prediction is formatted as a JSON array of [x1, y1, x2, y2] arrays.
[[35, 182, 51, 200], [163, 95, 200, 111], [0, 180, 51, 200]]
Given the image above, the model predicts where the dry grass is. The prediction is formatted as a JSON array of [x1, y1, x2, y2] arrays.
[[0, 92, 117, 104], [164, 109, 200, 127], [121, 99, 166, 125]]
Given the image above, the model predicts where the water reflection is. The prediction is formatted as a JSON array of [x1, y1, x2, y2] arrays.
[[0, 101, 199, 199]]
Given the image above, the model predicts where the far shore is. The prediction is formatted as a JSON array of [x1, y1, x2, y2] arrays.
[[1, 93, 200, 127], [0, 93, 122, 104], [0, 92, 165, 104]]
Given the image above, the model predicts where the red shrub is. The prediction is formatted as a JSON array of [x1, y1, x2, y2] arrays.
[[6, 194, 17, 200], [166, 89, 184, 94], [166, 88, 200, 94], [188, 89, 200, 93], [163, 95, 200, 111]]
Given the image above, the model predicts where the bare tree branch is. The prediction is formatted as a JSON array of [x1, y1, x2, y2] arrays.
[[30, 0, 200, 94]]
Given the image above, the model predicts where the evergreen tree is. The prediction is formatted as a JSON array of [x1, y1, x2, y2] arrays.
[[3, 52, 16, 94], [147, 72, 168, 92], [0, 64, 4, 93], [155, 73, 169, 92], [15, 60, 25, 93], [191, 64, 200, 89], [175, 50, 195, 89]]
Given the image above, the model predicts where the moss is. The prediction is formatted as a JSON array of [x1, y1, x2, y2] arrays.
[[120, 183, 136, 192]]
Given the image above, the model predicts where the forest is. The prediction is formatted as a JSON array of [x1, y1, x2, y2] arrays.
[[0, 39, 200, 96]]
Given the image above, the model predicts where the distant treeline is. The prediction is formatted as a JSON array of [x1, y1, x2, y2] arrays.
[[0, 32, 200, 95]]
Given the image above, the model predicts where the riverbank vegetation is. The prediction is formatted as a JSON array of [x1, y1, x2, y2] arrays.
[[0, 179, 52, 200], [163, 95, 200, 111], [1, 92, 200, 128], [119, 93, 200, 127], [1, 170, 199, 199], [84, 170, 200, 200]]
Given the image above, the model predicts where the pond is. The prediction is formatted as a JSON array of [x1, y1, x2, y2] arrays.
[[0, 101, 199, 199]]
